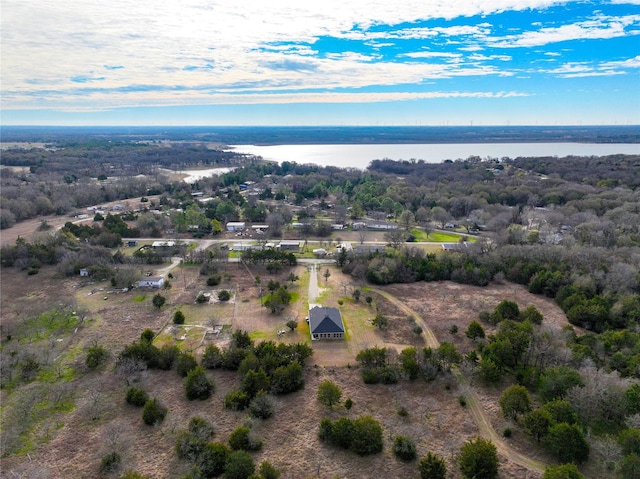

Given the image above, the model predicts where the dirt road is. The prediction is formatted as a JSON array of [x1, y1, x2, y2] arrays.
[[370, 287, 547, 475]]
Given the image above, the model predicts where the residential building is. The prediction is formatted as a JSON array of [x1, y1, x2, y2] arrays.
[[226, 222, 246, 231], [138, 276, 164, 288], [308, 306, 345, 340]]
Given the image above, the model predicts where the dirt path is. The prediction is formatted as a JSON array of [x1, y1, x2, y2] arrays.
[[369, 287, 547, 475]]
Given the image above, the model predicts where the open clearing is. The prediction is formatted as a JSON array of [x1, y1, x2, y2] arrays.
[[1, 258, 604, 479]]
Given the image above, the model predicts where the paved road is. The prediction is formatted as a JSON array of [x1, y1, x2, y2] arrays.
[[308, 263, 320, 305]]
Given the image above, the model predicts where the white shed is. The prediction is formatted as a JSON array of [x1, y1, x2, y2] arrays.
[[226, 222, 246, 231], [138, 276, 164, 288]]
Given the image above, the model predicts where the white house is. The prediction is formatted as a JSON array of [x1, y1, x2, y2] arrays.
[[138, 276, 164, 288], [277, 240, 302, 251], [226, 222, 246, 232], [231, 243, 260, 251], [152, 241, 175, 248]]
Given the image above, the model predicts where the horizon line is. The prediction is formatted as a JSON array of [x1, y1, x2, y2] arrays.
[[2, 124, 639, 128]]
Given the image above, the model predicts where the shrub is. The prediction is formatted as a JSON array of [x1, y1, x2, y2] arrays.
[[156, 344, 180, 370], [419, 452, 447, 479], [228, 425, 262, 452], [207, 274, 221, 286], [188, 416, 215, 441], [197, 442, 230, 478], [619, 428, 640, 456], [344, 398, 353, 410], [350, 416, 383, 456], [458, 395, 467, 407], [152, 293, 166, 309], [465, 320, 485, 340], [218, 290, 231, 301], [542, 400, 580, 425], [503, 428, 512, 438], [619, 453, 640, 479], [521, 305, 544, 324], [176, 352, 198, 377], [140, 329, 155, 343], [201, 344, 223, 369], [538, 366, 583, 402], [174, 430, 206, 461], [142, 398, 167, 425], [542, 423, 590, 464], [196, 293, 208, 304], [225, 389, 251, 411], [258, 461, 281, 479], [270, 361, 304, 394], [125, 387, 149, 407], [249, 391, 274, 420], [491, 300, 520, 323], [241, 368, 270, 398], [523, 409, 553, 443], [224, 450, 255, 479], [499, 384, 532, 420], [318, 416, 382, 455], [393, 435, 417, 461], [100, 451, 121, 474], [542, 463, 585, 479], [459, 437, 499, 479], [86, 345, 110, 369], [286, 319, 298, 331], [173, 310, 185, 324], [317, 379, 342, 408], [184, 366, 214, 400], [119, 471, 151, 479]]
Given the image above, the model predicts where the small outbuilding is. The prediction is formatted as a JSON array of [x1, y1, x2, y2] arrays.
[[309, 305, 345, 340], [138, 276, 165, 288], [226, 222, 246, 232], [277, 240, 302, 251]]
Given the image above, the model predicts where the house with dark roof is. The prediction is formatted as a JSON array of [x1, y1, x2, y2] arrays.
[[308, 305, 345, 340]]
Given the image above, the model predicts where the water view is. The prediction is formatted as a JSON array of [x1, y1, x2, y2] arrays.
[[230, 143, 640, 169]]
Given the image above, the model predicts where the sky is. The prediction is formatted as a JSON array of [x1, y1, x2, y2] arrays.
[[1, 0, 639, 126]]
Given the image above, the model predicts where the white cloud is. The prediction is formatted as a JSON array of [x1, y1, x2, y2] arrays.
[[403, 51, 463, 59], [546, 55, 640, 77], [0, 1, 636, 112], [488, 15, 640, 48]]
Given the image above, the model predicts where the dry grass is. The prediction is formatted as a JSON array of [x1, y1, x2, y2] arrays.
[[2, 262, 605, 479]]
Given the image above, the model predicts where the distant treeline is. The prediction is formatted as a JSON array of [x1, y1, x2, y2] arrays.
[[2, 125, 639, 144]]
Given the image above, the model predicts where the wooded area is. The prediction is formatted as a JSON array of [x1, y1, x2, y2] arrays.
[[1, 136, 639, 479]]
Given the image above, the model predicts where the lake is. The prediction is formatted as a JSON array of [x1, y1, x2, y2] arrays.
[[229, 143, 640, 169]]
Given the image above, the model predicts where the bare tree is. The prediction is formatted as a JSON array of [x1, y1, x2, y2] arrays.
[[385, 229, 406, 249], [357, 228, 367, 245]]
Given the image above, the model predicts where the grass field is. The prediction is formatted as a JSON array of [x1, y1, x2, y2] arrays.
[[410, 229, 476, 242]]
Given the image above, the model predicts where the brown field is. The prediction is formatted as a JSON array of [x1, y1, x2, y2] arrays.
[[0, 259, 606, 479]]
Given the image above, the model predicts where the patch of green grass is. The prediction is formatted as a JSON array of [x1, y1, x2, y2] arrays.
[[37, 365, 76, 383], [249, 331, 269, 340], [17, 310, 79, 343], [2, 383, 76, 456], [133, 295, 147, 302]]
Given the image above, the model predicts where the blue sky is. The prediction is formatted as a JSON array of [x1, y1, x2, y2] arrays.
[[1, 0, 639, 126]]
